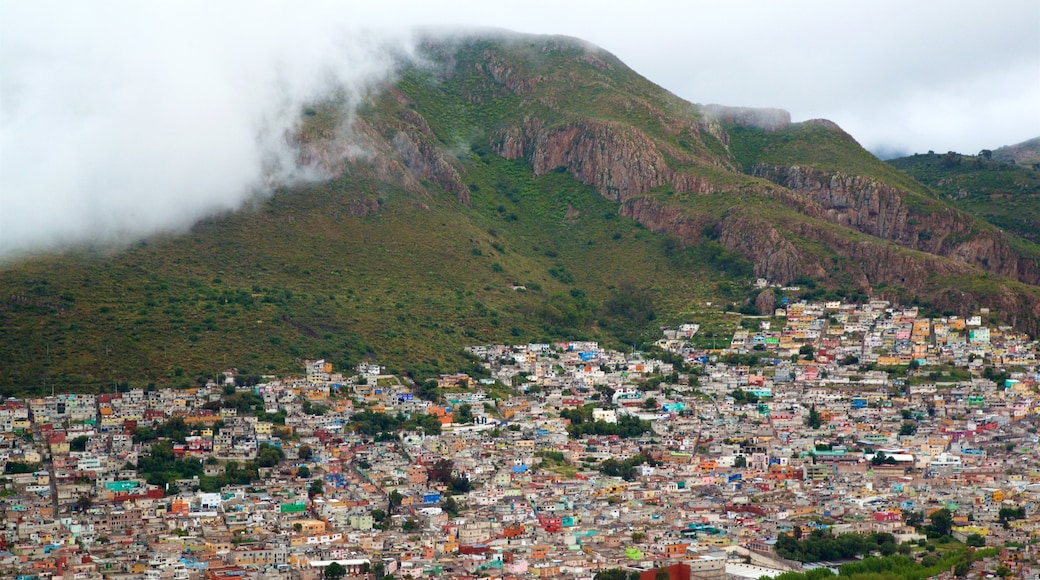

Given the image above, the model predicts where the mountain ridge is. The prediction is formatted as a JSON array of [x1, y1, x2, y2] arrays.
[[1, 32, 1038, 391]]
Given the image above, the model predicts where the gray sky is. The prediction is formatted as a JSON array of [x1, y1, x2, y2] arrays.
[[2, 1, 1038, 258]]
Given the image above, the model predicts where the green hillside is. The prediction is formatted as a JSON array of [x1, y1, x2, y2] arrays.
[[888, 152, 1040, 243], [2, 33, 1039, 393], [0, 157, 741, 393]]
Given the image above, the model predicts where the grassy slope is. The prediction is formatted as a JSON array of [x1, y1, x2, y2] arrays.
[[0, 152, 735, 392], [727, 122, 1040, 269], [888, 152, 1040, 243], [2, 35, 1038, 392], [726, 122, 944, 213]]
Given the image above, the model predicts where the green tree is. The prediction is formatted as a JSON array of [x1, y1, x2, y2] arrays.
[[450, 475, 472, 494], [594, 569, 628, 580], [904, 510, 924, 529], [965, 533, 985, 547], [296, 465, 310, 478], [441, 496, 460, 517], [871, 451, 897, 466], [4, 461, 42, 474], [454, 404, 473, 424], [308, 479, 323, 498], [70, 435, 89, 452], [734, 455, 747, 468], [324, 562, 346, 580], [807, 405, 822, 429], [75, 494, 93, 512], [388, 490, 403, 514], [926, 508, 953, 538], [998, 506, 1026, 528], [257, 443, 285, 468]]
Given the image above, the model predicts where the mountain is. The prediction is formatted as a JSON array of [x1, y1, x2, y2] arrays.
[[992, 137, 1040, 167], [888, 150, 1040, 244], [2, 32, 1039, 392]]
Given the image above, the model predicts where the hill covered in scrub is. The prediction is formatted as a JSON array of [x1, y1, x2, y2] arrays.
[[888, 150, 1040, 244], [1, 32, 1039, 392]]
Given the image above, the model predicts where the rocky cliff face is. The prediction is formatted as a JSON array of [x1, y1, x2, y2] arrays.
[[751, 164, 1040, 286], [621, 189, 1040, 331], [493, 106, 1040, 313], [493, 118, 725, 201]]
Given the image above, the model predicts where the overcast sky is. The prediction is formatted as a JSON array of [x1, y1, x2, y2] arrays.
[[2, 1, 1038, 258]]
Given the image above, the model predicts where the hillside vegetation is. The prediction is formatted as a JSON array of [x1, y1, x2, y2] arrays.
[[1, 32, 1039, 392], [888, 151, 1040, 243]]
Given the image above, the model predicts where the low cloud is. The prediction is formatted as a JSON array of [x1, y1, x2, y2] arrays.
[[3, 1, 1037, 259], [0, 3, 416, 260]]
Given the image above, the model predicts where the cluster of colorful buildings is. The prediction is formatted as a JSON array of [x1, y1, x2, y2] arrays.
[[2, 299, 1040, 579]]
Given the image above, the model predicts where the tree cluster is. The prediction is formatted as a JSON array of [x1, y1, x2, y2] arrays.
[[925, 508, 953, 538], [594, 569, 642, 580], [597, 453, 657, 481], [135, 441, 204, 490], [774, 530, 898, 563], [4, 460, 42, 474], [998, 506, 1026, 528], [132, 416, 194, 444], [350, 409, 442, 437], [561, 406, 651, 439], [256, 443, 285, 468], [729, 389, 760, 405]]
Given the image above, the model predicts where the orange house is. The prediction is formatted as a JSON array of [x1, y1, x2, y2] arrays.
[[664, 543, 689, 557], [170, 500, 191, 515]]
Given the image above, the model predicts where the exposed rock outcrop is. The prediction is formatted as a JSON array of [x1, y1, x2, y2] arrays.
[[752, 164, 1040, 286], [495, 119, 670, 200], [494, 118, 723, 201], [755, 289, 776, 315]]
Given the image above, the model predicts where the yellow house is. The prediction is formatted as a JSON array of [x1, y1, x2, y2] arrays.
[[295, 519, 326, 534], [953, 525, 989, 536], [305, 388, 329, 401]]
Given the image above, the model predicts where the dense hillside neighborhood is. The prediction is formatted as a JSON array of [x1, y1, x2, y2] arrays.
[[3, 299, 1040, 580]]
